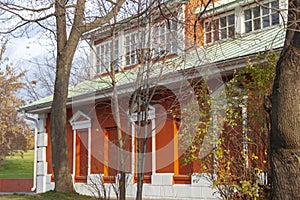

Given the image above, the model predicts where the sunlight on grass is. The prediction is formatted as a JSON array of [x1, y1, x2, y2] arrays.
[[0, 150, 34, 178]]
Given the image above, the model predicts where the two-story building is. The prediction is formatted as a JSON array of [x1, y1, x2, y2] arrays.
[[22, 0, 287, 199]]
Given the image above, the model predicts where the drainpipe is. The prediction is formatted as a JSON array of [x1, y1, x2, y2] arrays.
[[23, 111, 38, 192]]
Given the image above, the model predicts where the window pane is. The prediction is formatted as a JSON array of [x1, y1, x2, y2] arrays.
[[228, 26, 235, 37], [213, 20, 219, 41], [126, 56, 130, 66], [271, 1, 279, 8], [272, 13, 279, 25], [131, 54, 135, 65], [220, 17, 226, 27], [96, 65, 100, 73], [214, 30, 219, 41], [126, 36, 130, 45], [205, 22, 211, 31], [244, 9, 252, 20], [101, 64, 105, 73], [206, 32, 212, 43], [254, 18, 261, 30], [245, 21, 252, 33], [253, 7, 260, 18], [228, 14, 235, 25], [171, 40, 177, 53], [263, 16, 270, 28], [263, 4, 269, 15], [131, 34, 136, 44], [220, 28, 226, 39]]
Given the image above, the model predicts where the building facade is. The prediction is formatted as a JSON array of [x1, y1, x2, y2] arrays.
[[23, 0, 287, 199]]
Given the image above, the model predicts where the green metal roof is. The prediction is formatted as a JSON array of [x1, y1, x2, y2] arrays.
[[22, 25, 285, 112]]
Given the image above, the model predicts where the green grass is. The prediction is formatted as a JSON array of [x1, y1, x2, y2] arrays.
[[0, 150, 34, 178], [0, 191, 95, 200]]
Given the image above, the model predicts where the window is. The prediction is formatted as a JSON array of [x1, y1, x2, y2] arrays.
[[125, 32, 138, 66], [204, 14, 235, 44], [96, 39, 119, 74], [244, 0, 279, 33], [153, 20, 178, 57]]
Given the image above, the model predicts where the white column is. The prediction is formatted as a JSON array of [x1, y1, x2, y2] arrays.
[[72, 129, 76, 182], [131, 123, 135, 175], [88, 127, 91, 176], [36, 113, 48, 193], [151, 119, 156, 175]]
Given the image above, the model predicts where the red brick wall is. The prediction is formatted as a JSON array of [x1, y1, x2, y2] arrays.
[[0, 178, 33, 192]]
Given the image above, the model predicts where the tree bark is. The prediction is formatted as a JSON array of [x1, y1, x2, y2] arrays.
[[50, 59, 74, 192], [270, 0, 300, 198]]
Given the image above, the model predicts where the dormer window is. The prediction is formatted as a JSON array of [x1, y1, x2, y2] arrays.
[[244, 0, 279, 33], [96, 39, 119, 74], [204, 13, 235, 44]]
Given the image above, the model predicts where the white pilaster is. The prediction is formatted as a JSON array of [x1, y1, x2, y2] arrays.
[[36, 113, 48, 193]]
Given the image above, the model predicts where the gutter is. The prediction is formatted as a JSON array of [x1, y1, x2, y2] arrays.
[[23, 111, 38, 192]]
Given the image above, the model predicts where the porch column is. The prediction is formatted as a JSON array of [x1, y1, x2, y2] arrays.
[[88, 128, 91, 176], [151, 118, 156, 175], [36, 113, 48, 193], [72, 130, 76, 182]]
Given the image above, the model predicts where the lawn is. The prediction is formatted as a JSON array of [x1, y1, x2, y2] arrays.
[[0, 191, 94, 200], [0, 150, 34, 178]]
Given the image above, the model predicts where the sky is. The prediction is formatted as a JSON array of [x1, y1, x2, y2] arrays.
[[4, 37, 48, 69]]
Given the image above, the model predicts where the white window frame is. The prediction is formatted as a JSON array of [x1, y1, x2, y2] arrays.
[[95, 38, 119, 74], [153, 20, 178, 57], [204, 12, 235, 45], [125, 32, 139, 66], [69, 111, 92, 182], [243, 0, 280, 33]]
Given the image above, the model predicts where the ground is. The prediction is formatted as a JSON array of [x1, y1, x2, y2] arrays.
[[0, 191, 94, 200]]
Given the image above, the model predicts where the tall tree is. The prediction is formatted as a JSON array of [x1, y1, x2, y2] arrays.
[[0, 0, 125, 192], [270, 0, 300, 199]]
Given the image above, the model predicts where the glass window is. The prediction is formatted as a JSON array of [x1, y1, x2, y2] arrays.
[[244, 0, 279, 33], [95, 38, 119, 74], [205, 13, 235, 44], [125, 32, 138, 66], [153, 20, 178, 57]]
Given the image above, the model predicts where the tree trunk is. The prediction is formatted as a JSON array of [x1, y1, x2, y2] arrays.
[[50, 58, 75, 192], [136, 153, 145, 200], [270, 0, 300, 198], [50, 0, 84, 192]]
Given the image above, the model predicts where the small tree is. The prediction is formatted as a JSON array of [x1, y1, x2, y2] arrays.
[[0, 42, 32, 164]]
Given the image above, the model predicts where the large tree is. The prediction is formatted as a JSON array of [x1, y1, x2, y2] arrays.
[[0, 0, 125, 192], [270, 0, 300, 199]]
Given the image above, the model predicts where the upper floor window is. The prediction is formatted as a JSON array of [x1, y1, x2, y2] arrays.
[[244, 0, 279, 33], [125, 32, 139, 66], [204, 13, 235, 44], [96, 39, 119, 74], [153, 20, 178, 57]]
